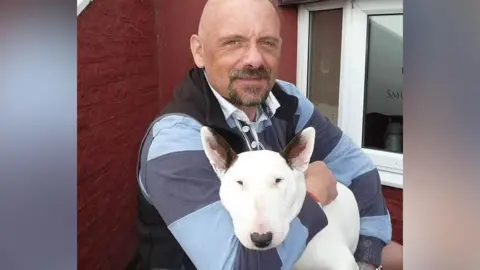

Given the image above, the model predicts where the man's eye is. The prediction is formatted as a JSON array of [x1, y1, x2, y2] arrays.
[[226, 40, 241, 46], [261, 40, 277, 48], [264, 41, 275, 46]]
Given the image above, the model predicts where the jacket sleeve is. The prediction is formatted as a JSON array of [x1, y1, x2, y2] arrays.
[[278, 80, 392, 267], [142, 114, 329, 270]]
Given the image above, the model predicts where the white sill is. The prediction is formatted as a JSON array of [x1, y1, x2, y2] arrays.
[[363, 148, 403, 172], [378, 169, 403, 189], [77, 0, 93, 16]]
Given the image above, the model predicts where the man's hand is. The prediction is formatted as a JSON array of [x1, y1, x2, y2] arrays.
[[305, 161, 338, 206]]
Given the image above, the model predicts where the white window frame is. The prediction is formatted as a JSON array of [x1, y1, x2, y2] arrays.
[[297, 0, 404, 188], [78, 0, 94, 16]]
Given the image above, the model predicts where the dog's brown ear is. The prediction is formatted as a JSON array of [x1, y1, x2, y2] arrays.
[[200, 126, 238, 175], [281, 127, 316, 172]]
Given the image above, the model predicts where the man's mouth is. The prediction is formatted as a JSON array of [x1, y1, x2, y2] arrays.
[[239, 78, 264, 81], [235, 78, 268, 83]]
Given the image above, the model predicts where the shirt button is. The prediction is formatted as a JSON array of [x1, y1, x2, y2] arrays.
[[242, 126, 250, 133], [251, 141, 258, 149]]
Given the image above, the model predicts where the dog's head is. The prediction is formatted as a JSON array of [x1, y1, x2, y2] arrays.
[[200, 126, 316, 250]]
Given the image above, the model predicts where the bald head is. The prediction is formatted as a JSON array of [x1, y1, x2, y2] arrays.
[[198, 0, 280, 38], [190, 0, 283, 115]]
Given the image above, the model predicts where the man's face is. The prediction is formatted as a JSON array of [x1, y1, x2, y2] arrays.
[[199, 1, 282, 107]]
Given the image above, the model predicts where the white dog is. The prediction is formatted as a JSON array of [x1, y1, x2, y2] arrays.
[[200, 126, 361, 270]]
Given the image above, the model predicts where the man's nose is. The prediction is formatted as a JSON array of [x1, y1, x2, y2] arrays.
[[243, 46, 265, 68], [250, 231, 273, 248]]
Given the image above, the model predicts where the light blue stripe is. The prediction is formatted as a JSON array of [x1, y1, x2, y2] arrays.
[[324, 134, 376, 186], [255, 119, 272, 133], [276, 80, 314, 133], [276, 217, 308, 270], [359, 214, 392, 243], [147, 114, 203, 161], [226, 117, 238, 129], [168, 201, 239, 270]]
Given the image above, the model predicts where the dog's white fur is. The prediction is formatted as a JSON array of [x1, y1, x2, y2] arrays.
[[200, 126, 360, 270]]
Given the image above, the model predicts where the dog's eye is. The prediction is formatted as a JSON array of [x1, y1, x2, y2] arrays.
[[275, 178, 283, 184], [236, 180, 244, 186]]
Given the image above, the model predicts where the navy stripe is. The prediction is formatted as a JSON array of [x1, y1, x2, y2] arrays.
[[297, 194, 329, 243], [276, 80, 314, 134], [234, 248, 282, 270], [269, 117, 290, 148], [354, 235, 387, 266], [307, 109, 343, 162], [145, 151, 220, 226], [255, 124, 287, 152], [350, 169, 389, 217]]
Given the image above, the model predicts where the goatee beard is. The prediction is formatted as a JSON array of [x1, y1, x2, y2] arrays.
[[227, 66, 272, 107]]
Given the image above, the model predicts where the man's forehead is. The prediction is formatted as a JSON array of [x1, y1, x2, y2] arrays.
[[200, 0, 280, 38], [211, 15, 280, 40], [205, 0, 276, 11]]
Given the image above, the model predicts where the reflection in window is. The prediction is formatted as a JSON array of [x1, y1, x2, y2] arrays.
[[363, 14, 403, 153], [307, 9, 343, 126]]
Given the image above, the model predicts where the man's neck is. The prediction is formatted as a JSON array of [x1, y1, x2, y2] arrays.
[[239, 106, 258, 122]]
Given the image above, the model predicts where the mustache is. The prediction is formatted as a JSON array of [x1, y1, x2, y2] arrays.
[[229, 67, 271, 81]]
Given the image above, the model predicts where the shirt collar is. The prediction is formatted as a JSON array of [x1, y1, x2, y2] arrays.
[[203, 70, 280, 123]]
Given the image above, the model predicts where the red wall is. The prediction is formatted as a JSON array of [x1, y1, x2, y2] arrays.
[[383, 186, 403, 244], [77, 0, 159, 269]]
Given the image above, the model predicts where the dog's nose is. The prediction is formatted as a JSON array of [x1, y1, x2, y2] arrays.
[[250, 232, 273, 248]]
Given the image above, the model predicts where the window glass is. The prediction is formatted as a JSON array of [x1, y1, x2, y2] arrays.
[[307, 9, 343, 126], [363, 14, 404, 153]]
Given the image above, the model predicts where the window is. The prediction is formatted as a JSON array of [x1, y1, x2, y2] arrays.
[[307, 9, 343, 126], [297, 0, 403, 188], [363, 14, 403, 154]]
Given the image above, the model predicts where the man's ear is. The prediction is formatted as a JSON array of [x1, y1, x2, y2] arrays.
[[200, 126, 238, 175], [281, 127, 316, 172], [190, 34, 205, 68]]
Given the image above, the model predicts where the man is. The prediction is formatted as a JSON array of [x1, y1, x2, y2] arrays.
[[135, 0, 402, 269]]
